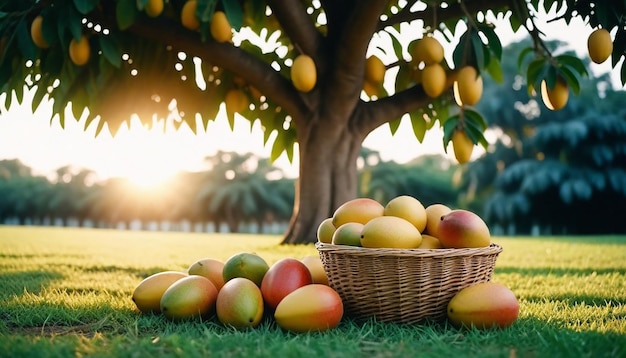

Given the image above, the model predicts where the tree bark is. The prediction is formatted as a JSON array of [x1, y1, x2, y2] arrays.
[[281, 113, 362, 244]]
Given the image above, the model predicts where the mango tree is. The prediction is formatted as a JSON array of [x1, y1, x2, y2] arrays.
[[0, 0, 624, 243]]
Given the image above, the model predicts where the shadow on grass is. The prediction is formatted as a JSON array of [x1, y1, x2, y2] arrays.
[[0, 270, 64, 298]]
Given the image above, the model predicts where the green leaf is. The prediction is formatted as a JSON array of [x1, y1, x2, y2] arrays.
[[94, 117, 107, 137], [270, 129, 286, 162], [116, 0, 138, 30], [442, 114, 460, 151], [284, 128, 296, 163], [222, 0, 243, 30], [556, 54, 588, 78], [478, 23, 502, 60], [558, 65, 581, 95], [509, 11, 522, 32], [99, 35, 122, 68], [67, 6, 84, 41], [470, 30, 485, 70], [31, 83, 49, 112], [73, 0, 99, 14], [464, 108, 488, 131], [41, 14, 58, 47], [410, 114, 427, 143], [545, 65, 558, 89], [197, 0, 218, 23], [136, 0, 149, 10], [16, 18, 37, 60], [83, 113, 99, 132], [526, 58, 549, 95], [486, 56, 503, 84], [452, 31, 469, 69], [464, 121, 488, 149], [388, 117, 401, 135], [517, 47, 535, 71]]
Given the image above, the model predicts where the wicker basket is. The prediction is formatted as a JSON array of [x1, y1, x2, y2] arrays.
[[316, 242, 502, 324]]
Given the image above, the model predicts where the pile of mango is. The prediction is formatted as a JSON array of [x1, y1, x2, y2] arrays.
[[317, 195, 520, 329], [132, 253, 342, 333]]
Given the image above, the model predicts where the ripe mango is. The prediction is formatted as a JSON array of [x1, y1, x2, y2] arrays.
[[365, 55, 386, 84], [291, 54, 317, 92], [383, 195, 427, 232], [541, 78, 568, 111], [216, 277, 264, 329], [222, 252, 269, 287], [316, 218, 336, 244], [447, 282, 519, 329], [132, 271, 188, 314], [160, 275, 218, 320], [360, 216, 422, 249], [210, 11, 232, 43], [424, 203, 451, 238], [438, 209, 490, 248], [301, 255, 329, 285], [454, 66, 483, 106], [422, 63, 447, 98], [332, 198, 384, 228], [418, 234, 444, 249], [412, 36, 444, 65], [187, 258, 225, 290], [261, 258, 313, 310], [332, 222, 364, 246], [451, 129, 474, 164], [274, 284, 343, 333], [587, 28, 612, 64]]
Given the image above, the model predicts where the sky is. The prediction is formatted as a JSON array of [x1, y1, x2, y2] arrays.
[[0, 6, 621, 186]]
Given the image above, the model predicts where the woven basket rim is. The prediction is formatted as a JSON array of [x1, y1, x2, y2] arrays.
[[315, 242, 502, 258]]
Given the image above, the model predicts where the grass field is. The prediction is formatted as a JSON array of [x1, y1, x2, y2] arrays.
[[1, 226, 625, 357]]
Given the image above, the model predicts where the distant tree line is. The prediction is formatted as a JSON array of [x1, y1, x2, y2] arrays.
[[0, 149, 460, 234]]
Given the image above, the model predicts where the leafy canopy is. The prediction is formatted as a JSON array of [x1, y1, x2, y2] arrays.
[[0, 0, 624, 161]]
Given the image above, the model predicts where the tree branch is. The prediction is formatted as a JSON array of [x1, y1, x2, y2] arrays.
[[321, 0, 390, 122], [358, 85, 432, 137], [266, 0, 322, 57], [124, 17, 307, 120]]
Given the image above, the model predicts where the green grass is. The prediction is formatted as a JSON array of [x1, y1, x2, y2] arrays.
[[1, 226, 625, 357]]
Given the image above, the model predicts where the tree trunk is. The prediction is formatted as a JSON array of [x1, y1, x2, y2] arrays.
[[281, 120, 362, 244]]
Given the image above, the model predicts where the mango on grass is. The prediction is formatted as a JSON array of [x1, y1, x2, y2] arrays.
[[216, 277, 264, 329], [160, 275, 218, 320], [223, 252, 270, 287], [447, 282, 519, 329], [132, 271, 188, 314], [274, 284, 344, 333], [261, 258, 313, 310], [187, 258, 225, 290], [301, 255, 329, 285]]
